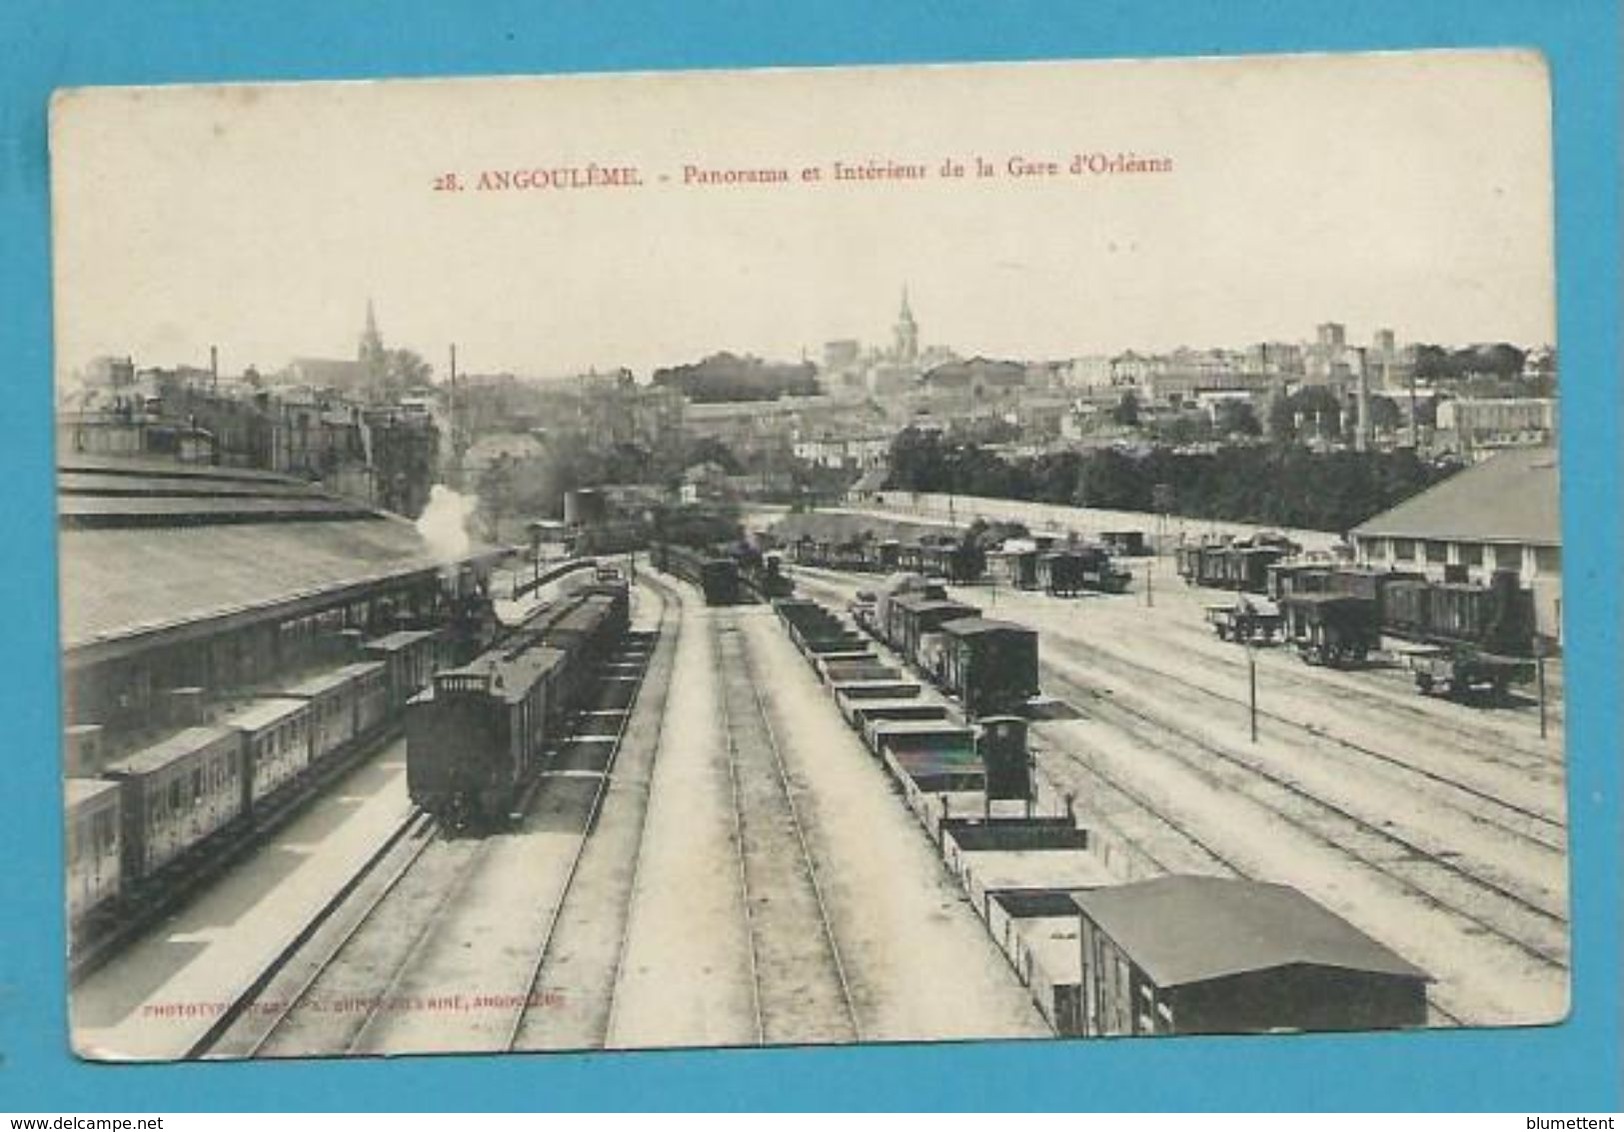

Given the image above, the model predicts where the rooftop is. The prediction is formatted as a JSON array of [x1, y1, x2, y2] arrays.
[[1072, 876, 1429, 989], [103, 725, 237, 777], [1350, 446, 1560, 546], [940, 617, 1035, 639], [223, 697, 308, 733], [58, 459, 492, 657]]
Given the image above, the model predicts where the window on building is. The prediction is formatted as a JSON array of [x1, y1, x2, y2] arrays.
[[1457, 543, 1483, 567], [1534, 546, 1562, 575], [1392, 539, 1416, 562], [1425, 541, 1449, 565], [1494, 544, 1523, 571]]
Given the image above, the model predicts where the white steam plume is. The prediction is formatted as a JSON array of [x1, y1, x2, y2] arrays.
[[415, 483, 479, 564]]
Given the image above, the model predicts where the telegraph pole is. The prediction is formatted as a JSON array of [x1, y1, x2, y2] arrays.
[[1536, 640, 1548, 740], [1247, 642, 1259, 743]]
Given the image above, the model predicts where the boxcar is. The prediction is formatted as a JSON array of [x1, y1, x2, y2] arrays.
[[1100, 530, 1149, 557], [993, 549, 1042, 590], [407, 644, 567, 827], [890, 596, 983, 666], [937, 617, 1040, 716], [1280, 593, 1379, 665], [102, 725, 248, 879], [65, 778, 122, 934], [699, 558, 742, 605]]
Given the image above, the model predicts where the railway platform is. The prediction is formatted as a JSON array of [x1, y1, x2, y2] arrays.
[[70, 735, 414, 1061]]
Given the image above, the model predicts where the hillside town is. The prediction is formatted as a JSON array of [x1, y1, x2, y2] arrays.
[[58, 293, 1557, 540]]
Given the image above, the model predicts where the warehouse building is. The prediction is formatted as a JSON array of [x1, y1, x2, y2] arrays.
[[1348, 446, 1561, 645]]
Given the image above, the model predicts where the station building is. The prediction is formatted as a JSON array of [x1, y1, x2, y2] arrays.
[[59, 455, 499, 775], [1348, 446, 1561, 645]]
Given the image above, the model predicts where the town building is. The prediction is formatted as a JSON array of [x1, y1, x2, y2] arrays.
[[1435, 397, 1557, 459], [1349, 446, 1561, 643]]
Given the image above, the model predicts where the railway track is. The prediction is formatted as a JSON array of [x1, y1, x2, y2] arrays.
[[712, 605, 863, 1045], [1032, 745, 1245, 879], [195, 596, 664, 1058], [1038, 629, 1568, 879], [1091, 591, 1564, 773], [1037, 658, 1568, 996], [191, 809, 488, 1058], [505, 584, 670, 1051], [797, 568, 1564, 915], [790, 567, 1566, 1025]]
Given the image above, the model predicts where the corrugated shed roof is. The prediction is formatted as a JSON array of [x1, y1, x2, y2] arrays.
[[1072, 876, 1429, 988], [1350, 447, 1560, 546], [61, 495, 374, 521], [59, 455, 305, 484], [60, 516, 469, 650]]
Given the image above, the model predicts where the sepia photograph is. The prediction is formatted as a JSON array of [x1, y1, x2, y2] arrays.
[[50, 52, 1566, 1064]]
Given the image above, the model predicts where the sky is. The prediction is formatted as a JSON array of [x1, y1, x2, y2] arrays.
[[50, 51, 1556, 382]]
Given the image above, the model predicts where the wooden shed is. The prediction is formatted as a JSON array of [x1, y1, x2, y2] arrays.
[[1071, 876, 1430, 1036]]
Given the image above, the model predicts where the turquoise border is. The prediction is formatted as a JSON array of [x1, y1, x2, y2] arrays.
[[1, 0, 1617, 1111]]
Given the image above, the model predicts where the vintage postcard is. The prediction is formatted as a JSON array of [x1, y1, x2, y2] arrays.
[[52, 51, 1563, 1062]]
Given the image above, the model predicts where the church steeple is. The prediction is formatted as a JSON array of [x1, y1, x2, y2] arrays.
[[358, 298, 386, 384], [893, 286, 919, 363]]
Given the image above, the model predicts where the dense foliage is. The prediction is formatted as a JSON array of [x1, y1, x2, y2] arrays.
[[885, 429, 1462, 533], [652, 351, 820, 402], [1411, 343, 1527, 381]]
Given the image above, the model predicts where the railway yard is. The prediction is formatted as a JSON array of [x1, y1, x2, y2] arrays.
[[63, 464, 1569, 1057], [786, 551, 1566, 1028]]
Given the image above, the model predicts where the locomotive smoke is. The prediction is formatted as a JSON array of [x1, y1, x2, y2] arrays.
[[415, 484, 479, 567]]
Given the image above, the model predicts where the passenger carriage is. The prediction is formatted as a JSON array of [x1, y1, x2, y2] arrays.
[[363, 628, 445, 712], [102, 725, 248, 880], [224, 697, 312, 803], [282, 667, 366, 762], [65, 778, 123, 937]]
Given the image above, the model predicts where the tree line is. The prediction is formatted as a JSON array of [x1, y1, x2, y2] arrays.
[[884, 429, 1463, 534]]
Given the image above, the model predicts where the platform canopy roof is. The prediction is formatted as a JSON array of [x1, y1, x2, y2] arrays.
[[1349, 447, 1559, 547], [1071, 875, 1429, 989], [58, 458, 497, 660]]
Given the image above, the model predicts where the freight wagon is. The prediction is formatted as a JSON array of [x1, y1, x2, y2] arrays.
[[934, 618, 1041, 717], [405, 582, 630, 827]]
